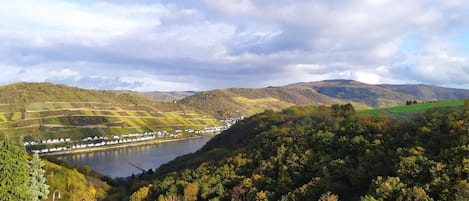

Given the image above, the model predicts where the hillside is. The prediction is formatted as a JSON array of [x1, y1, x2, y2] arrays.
[[43, 159, 111, 201], [178, 86, 367, 117], [0, 82, 220, 141], [143, 91, 197, 102], [132, 104, 469, 201], [180, 80, 469, 117], [379, 84, 469, 100], [290, 80, 416, 107]]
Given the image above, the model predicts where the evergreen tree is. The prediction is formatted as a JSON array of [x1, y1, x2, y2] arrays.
[[29, 152, 49, 200], [0, 139, 35, 201]]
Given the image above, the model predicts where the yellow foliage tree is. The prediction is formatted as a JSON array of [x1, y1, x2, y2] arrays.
[[184, 182, 199, 201], [130, 186, 150, 201], [318, 192, 339, 201]]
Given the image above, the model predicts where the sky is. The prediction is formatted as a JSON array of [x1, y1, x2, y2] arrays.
[[0, 0, 468, 91]]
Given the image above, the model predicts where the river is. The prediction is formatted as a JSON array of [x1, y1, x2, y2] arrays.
[[55, 136, 213, 178]]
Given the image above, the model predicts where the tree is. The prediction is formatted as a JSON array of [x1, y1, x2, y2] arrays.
[[0, 139, 35, 201], [130, 186, 150, 201], [29, 152, 49, 201], [184, 182, 199, 201], [318, 192, 339, 201]]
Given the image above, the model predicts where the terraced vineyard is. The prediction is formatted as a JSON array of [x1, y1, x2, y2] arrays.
[[0, 102, 221, 141]]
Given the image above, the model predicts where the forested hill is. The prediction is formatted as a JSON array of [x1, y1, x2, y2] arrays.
[[131, 103, 469, 201], [179, 80, 469, 117]]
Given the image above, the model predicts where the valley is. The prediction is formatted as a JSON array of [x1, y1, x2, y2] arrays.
[[0, 81, 468, 201]]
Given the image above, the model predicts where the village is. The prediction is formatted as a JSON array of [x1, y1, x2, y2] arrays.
[[25, 116, 244, 154]]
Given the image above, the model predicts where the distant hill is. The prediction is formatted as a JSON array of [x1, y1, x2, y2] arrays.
[[0, 82, 154, 108], [115, 90, 197, 102], [289, 80, 416, 107], [142, 91, 197, 102], [0, 82, 220, 140], [178, 87, 359, 117], [180, 80, 469, 117], [379, 84, 469, 100]]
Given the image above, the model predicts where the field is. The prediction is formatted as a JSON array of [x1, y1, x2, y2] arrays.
[[0, 102, 221, 140], [357, 99, 465, 115]]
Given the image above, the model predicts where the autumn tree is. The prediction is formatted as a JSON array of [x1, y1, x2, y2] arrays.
[[184, 182, 199, 201], [130, 186, 150, 201]]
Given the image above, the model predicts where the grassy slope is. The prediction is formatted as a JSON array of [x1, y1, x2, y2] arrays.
[[357, 99, 465, 115]]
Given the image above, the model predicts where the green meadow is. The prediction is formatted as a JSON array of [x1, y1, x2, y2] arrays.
[[357, 99, 465, 115]]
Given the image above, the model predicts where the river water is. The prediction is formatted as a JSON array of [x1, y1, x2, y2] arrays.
[[55, 136, 213, 178]]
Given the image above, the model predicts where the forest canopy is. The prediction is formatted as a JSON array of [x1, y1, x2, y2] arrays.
[[132, 104, 468, 201]]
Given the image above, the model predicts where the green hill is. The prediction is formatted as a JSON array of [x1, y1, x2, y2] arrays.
[[0, 82, 220, 140], [132, 104, 468, 201]]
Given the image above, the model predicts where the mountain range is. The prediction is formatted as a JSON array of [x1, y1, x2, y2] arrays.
[[178, 80, 469, 117]]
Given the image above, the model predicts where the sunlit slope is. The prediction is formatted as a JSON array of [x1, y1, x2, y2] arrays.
[[0, 83, 220, 140]]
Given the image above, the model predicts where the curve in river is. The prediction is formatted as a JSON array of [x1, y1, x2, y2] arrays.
[[55, 136, 213, 178]]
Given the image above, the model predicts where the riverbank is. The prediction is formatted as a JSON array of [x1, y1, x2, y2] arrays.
[[44, 134, 217, 156]]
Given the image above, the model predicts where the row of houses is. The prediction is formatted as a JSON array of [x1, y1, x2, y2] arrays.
[[32, 135, 156, 154], [24, 138, 71, 146], [224, 116, 245, 127], [196, 126, 229, 134], [28, 116, 244, 154]]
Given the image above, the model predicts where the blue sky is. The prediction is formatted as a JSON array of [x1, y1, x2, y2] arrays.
[[0, 0, 468, 91]]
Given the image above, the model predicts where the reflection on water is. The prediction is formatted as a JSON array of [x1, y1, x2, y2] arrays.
[[55, 136, 213, 178]]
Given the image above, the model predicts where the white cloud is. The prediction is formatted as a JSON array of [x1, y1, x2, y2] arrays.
[[50, 68, 80, 77], [203, 0, 255, 15]]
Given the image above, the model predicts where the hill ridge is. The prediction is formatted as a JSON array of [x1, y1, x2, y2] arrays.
[[179, 80, 469, 117]]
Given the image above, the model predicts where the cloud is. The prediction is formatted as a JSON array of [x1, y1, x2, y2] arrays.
[[203, 0, 255, 15], [50, 68, 80, 77], [0, 0, 468, 91]]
